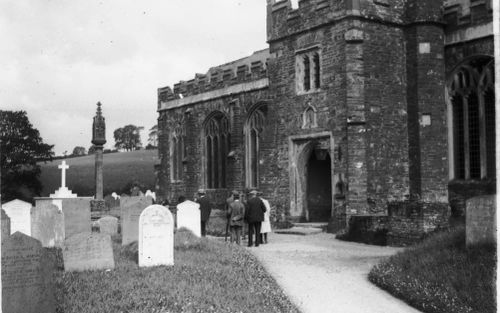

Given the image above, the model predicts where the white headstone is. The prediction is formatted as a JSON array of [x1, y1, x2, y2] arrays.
[[50, 160, 77, 198], [2, 199, 32, 236], [145, 190, 156, 201], [176, 200, 201, 237], [111, 192, 120, 200], [139, 205, 174, 267]]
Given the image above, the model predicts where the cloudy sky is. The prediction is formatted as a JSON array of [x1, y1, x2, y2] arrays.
[[1, 0, 266, 155]]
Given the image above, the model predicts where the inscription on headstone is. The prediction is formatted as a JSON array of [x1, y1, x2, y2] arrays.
[[121, 196, 152, 246], [63, 233, 115, 272], [31, 203, 65, 247], [177, 200, 201, 237], [62, 198, 91, 239], [98, 216, 118, 235], [139, 205, 174, 267], [2, 232, 55, 313], [1, 199, 32, 236]]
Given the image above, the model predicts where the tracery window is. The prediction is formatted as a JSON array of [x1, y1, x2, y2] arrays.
[[204, 113, 230, 189], [170, 125, 185, 182], [245, 105, 266, 188], [296, 49, 321, 94], [449, 58, 495, 180]]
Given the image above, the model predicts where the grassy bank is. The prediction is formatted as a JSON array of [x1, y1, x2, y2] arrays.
[[369, 226, 496, 313], [55, 230, 299, 313], [39, 150, 157, 197]]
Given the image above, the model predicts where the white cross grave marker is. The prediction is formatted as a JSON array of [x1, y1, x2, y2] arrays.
[[50, 160, 78, 198], [58, 160, 69, 188]]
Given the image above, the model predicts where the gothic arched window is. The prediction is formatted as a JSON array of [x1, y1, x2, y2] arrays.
[[204, 112, 229, 189], [449, 57, 495, 180], [170, 125, 185, 182], [245, 105, 266, 188]]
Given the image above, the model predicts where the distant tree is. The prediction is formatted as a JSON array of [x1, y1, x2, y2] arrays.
[[113, 125, 144, 151], [0, 110, 54, 202], [148, 125, 158, 148], [88, 145, 96, 155], [71, 146, 86, 156]]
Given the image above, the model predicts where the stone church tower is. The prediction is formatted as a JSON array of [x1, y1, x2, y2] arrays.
[[156, 0, 495, 245]]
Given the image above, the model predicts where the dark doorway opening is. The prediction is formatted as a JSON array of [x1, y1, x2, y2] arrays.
[[306, 150, 332, 222]]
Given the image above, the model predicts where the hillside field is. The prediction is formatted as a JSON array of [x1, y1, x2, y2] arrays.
[[39, 150, 158, 197]]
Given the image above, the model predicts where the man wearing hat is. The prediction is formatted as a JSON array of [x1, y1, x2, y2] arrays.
[[196, 189, 211, 237], [225, 190, 239, 241], [244, 189, 266, 247]]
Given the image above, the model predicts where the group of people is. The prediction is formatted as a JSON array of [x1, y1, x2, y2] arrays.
[[175, 188, 271, 247], [226, 189, 271, 247]]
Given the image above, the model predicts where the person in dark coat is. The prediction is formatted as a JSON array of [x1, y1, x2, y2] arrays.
[[196, 189, 212, 237], [245, 189, 266, 247], [228, 193, 245, 245]]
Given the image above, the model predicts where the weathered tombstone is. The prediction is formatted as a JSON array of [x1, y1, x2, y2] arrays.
[[63, 232, 115, 272], [121, 196, 152, 245], [31, 203, 65, 248], [98, 216, 118, 235], [62, 198, 91, 239], [104, 194, 120, 209], [176, 200, 201, 237], [2, 232, 55, 313], [139, 205, 174, 267], [1, 209, 11, 241], [1, 199, 32, 236], [466, 195, 497, 246]]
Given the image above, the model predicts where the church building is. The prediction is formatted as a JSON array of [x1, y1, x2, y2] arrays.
[[156, 0, 495, 245]]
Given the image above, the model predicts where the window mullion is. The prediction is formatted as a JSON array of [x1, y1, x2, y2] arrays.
[[463, 96, 470, 179], [478, 88, 487, 179]]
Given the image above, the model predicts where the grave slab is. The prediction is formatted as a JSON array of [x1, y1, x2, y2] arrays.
[[139, 205, 174, 267], [62, 198, 91, 239], [121, 196, 152, 246], [63, 232, 115, 272], [31, 203, 65, 248], [176, 200, 201, 237], [2, 232, 55, 313], [98, 216, 119, 235], [1, 199, 32, 236]]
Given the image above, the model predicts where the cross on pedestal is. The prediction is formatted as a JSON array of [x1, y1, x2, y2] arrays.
[[58, 160, 69, 188]]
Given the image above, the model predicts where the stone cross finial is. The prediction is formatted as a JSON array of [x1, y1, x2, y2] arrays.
[[58, 160, 69, 188]]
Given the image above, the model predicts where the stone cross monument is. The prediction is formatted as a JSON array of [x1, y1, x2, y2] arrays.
[[50, 160, 77, 198], [91, 102, 106, 211]]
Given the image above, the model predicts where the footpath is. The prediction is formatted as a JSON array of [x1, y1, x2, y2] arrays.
[[246, 232, 423, 313]]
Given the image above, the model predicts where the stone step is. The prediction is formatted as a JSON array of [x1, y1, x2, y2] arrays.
[[292, 222, 328, 229], [274, 226, 324, 236]]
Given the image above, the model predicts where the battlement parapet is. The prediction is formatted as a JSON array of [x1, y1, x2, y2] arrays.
[[158, 49, 270, 104], [267, 0, 447, 43], [443, 0, 492, 30]]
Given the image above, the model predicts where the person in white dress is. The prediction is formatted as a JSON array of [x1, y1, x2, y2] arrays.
[[259, 192, 272, 244]]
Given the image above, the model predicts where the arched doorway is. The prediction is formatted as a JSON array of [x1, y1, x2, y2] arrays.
[[306, 149, 332, 222]]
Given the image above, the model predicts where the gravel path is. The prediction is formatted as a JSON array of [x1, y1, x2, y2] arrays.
[[247, 233, 423, 313]]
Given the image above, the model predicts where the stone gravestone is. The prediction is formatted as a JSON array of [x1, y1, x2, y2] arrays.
[[2, 232, 55, 313], [176, 200, 201, 237], [1, 199, 32, 236], [121, 196, 152, 246], [139, 205, 174, 267], [104, 194, 120, 209], [98, 216, 118, 235], [62, 198, 91, 239], [466, 195, 496, 246], [63, 233, 115, 272], [31, 203, 65, 248], [1, 209, 11, 241]]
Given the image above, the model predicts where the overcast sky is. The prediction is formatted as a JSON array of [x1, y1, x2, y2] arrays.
[[0, 0, 266, 155]]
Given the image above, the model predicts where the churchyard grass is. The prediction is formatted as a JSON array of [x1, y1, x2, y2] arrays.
[[55, 229, 299, 313], [368, 226, 496, 313]]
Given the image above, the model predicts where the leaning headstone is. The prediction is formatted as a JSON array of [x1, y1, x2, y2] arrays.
[[62, 198, 91, 239], [1, 199, 32, 236], [63, 232, 115, 272], [466, 195, 496, 246], [139, 205, 174, 267], [1, 209, 11, 241], [2, 232, 55, 313], [177, 200, 201, 237], [121, 196, 152, 246], [31, 203, 65, 248], [98, 216, 118, 235]]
